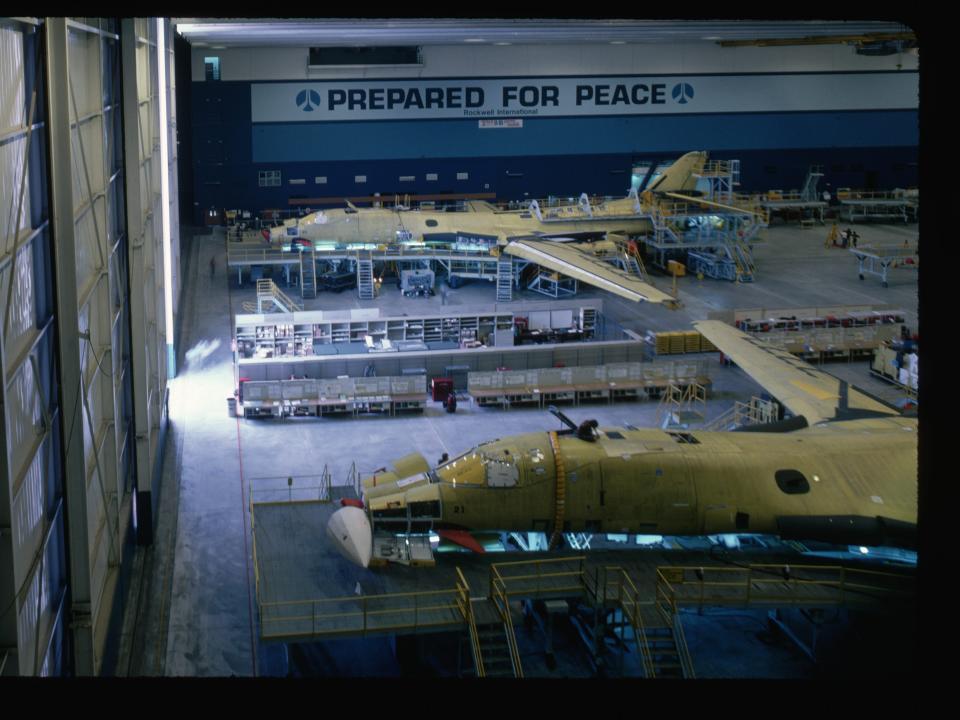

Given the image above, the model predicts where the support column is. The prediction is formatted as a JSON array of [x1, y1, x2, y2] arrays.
[[119, 19, 154, 539], [44, 16, 95, 676]]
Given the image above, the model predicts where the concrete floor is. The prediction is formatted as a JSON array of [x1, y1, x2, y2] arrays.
[[115, 218, 919, 678]]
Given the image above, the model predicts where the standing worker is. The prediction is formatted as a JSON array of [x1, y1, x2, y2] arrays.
[[210, 256, 216, 278]]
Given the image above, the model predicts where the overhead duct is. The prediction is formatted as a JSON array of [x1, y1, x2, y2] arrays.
[[308, 46, 422, 68]]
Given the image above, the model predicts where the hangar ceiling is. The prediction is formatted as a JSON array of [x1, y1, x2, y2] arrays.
[[174, 18, 914, 48]]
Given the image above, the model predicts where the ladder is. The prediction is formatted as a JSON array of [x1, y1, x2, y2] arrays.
[[657, 382, 706, 428], [356, 252, 375, 299], [801, 165, 824, 203], [496, 255, 513, 301], [641, 620, 691, 678], [623, 252, 643, 277], [650, 585, 696, 678], [299, 248, 317, 299], [468, 599, 520, 678], [255, 278, 302, 313]]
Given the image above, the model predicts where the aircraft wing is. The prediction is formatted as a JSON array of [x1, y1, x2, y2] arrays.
[[662, 191, 757, 217], [464, 200, 500, 213], [694, 320, 900, 425], [504, 238, 678, 305]]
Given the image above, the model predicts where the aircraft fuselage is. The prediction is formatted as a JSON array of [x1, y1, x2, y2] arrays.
[[271, 202, 652, 246], [363, 417, 917, 545]]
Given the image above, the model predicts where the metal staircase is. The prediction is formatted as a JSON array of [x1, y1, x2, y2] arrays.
[[801, 165, 824, 202], [255, 279, 302, 313], [657, 382, 707, 428], [623, 252, 643, 277], [469, 599, 519, 678], [299, 248, 317, 299], [356, 252, 375, 299], [701, 396, 779, 431], [457, 567, 523, 678], [496, 255, 513, 301], [638, 607, 693, 679]]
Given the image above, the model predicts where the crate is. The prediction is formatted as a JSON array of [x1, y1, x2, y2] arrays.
[[683, 331, 701, 353], [669, 333, 686, 354], [699, 333, 717, 352], [655, 332, 674, 355]]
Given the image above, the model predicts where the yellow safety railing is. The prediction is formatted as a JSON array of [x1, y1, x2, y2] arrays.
[[489, 556, 587, 601], [655, 564, 914, 612], [490, 575, 525, 678], [259, 588, 463, 641], [455, 567, 485, 678], [249, 472, 331, 505], [671, 603, 696, 679], [600, 567, 656, 678], [652, 572, 696, 678]]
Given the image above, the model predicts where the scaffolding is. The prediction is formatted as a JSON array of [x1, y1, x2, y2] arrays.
[[638, 158, 767, 282], [656, 382, 707, 428]]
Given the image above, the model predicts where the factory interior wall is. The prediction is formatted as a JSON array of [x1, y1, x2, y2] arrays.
[[0, 17, 181, 678], [186, 40, 919, 221], [0, 17, 69, 678]]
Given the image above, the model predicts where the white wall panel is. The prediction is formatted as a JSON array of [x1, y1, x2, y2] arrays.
[[11, 453, 44, 592], [0, 137, 32, 245], [76, 118, 105, 201], [0, 25, 25, 133], [137, 44, 151, 103], [67, 29, 100, 118], [7, 357, 42, 488], [73, 202, 100, 301], [196, 40, 919, 82], [0, 245, 38, 366], [16, 557, 51, 676]]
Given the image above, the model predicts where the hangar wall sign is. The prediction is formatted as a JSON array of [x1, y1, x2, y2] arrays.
[[251, 72, 917, 123]]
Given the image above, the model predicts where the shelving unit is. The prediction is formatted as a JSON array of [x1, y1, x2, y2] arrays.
[[468, 360, 710, 409], [235, 309, 518, 360], [237, 375, 429, 418]]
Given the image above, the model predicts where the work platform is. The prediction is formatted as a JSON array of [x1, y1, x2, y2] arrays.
[[760, 199, 826, 225], [850, 245, 919, 287], [250, 496, 915, 650], [838, 191, 918, 223]]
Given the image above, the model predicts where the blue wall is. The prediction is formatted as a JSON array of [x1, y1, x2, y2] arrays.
[[190, 80, 918, 222]]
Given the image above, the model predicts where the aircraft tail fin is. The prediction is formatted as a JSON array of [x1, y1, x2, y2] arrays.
[[647, 151, 707, 193]]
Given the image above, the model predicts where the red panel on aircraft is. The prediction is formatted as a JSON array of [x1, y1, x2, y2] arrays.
[[437, 529, 486, 554]]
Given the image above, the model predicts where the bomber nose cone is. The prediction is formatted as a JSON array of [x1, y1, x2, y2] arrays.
[[327, 506, 373, 568]]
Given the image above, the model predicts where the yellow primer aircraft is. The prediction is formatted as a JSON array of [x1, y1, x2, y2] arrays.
[[266, 151, 729, 304], [327, 320, 917, 567]]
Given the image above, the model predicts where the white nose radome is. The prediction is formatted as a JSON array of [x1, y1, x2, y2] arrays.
[[327, 506, 373, 568]]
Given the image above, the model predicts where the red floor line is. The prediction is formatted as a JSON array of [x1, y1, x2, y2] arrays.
[[223, 238, 258, 678], [236, 413, 258, 677]]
